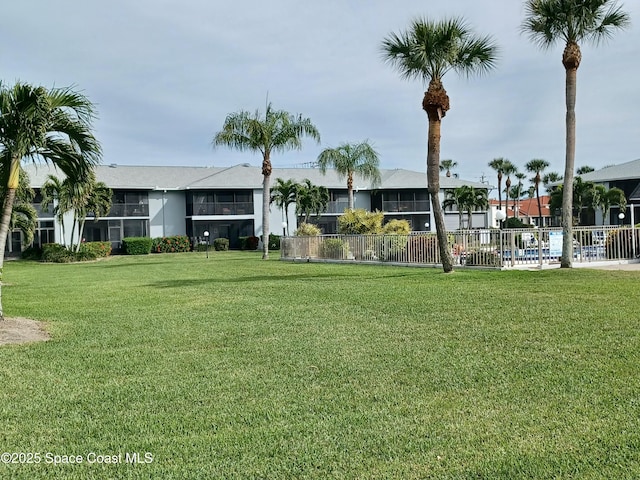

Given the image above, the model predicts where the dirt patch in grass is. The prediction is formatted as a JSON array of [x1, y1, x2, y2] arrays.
[[0, 317, 50, 346]]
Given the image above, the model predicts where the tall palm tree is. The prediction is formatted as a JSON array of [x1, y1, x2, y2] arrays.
[[439, 159, 458, 178], [213, 103, 320, 259], [488, 157, 507, 211], [501, 161, 517, 219], [0, 82, 101, 318], [382, 17, 498, 273], [514, 172, 527, 220], [270, 177, 299, 235], [316, 141, 381, 210], [522, 0, 630, 267], [525, 158, 550, 226]]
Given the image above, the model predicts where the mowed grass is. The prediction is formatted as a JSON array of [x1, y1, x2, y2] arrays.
[[0, 252, 639, 479]]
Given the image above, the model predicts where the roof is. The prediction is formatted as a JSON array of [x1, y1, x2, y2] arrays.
[[22, 163, 492, 191], [490, 196, 551, 217], [578, 158, 640, 183]]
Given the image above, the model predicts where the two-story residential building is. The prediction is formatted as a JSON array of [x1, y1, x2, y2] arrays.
[[19, 163, 491, 252]]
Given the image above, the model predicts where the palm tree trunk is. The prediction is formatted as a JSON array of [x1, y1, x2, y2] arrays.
[[347, 172, 354, 210], [261, 154, 272, 260], [0, 156, 20, 320], [561, 65, 578, 268], [535, 183, 543, 227], [427, 118, 454, 273], [497, 174, 502, 211]]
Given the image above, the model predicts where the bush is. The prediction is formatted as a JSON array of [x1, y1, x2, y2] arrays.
[[338, 209, 384, 234], [151, 235, 191, 253], [268, 234, 281, 250], [406, 235, 440, 263], [239, 236, 259, 250], [78, 241, 112, 258], [42, 244, 74, 263], [379, 235, 409, 261], [213, 238, 229, 251], [605, 228, 640, 259], [465, 250, 502, 267], [382, 219, 411, 235], [320, 239, 349, 259], [21, 246, 42, 261], [295, 223, 321, 236], [123, 237, 153, 255]]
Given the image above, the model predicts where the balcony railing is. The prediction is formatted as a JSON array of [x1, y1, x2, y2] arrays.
[[382, 200, 430, 212], [191, 202, 253, 216], [109, 204, 149, 217]]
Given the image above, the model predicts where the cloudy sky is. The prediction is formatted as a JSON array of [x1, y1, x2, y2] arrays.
[[4, 0, 639, 185]]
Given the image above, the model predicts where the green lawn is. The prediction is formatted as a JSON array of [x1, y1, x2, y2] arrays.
[[0, 252, 639, 479]]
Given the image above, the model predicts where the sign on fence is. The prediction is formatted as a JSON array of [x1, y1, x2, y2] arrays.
[[549, 231, 562, 257]]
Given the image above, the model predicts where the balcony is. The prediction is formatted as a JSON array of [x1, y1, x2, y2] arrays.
[[109, 204, 149, 217], [192, 202, 254, 216], [382, 200, 430, 213]]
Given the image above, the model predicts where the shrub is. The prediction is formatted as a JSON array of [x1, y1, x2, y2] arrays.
[[465, 250, 502, 267], [123, 237, 153, 255], [21, 246, 42, 261], [239, 236, 259, 250], [152, 235, 191, 253], [406, 235, 440, 263], [320, 239, 349, 259], [295, 223, 321, 236], [382, 219, 411, 235], [213, 238, 229, 251], [338, 209, 383, 234], [42, 244, 74, 263], [380, 235, 409, 261], [78, 241, 112, 258], [268, 234, 281, 251], [606, 228, 640, 259]]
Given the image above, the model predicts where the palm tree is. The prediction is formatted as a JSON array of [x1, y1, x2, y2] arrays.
[[522, 0, 630, 267], [75, 174, 112, 252], [515, 172, 527, 220], [543, 171, 563, 193], [488, 157, 507, 211], [316, 141, 381, 210], [382, 17, 498, 273], [0, 82, 101, 318], [296, 179, 329, 223], [270, 178, 299, 235], [576, 165, 595, 175], [588, 184, 626, 224], [40, 175, 76, 248], [502, 161, 517, 219], [0, 166, 37, 249], [525, 158, 550, 226], [460, 186, 489, 229], [442, 188, 466, 229], [439, 159, 458, 178], [213, 103, 320, 259]]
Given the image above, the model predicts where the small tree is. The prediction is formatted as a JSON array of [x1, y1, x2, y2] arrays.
[[270, 177, 299, 235], [317, 141, 381, 210]]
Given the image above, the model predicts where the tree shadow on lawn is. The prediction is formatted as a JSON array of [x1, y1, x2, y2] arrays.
[[147, 271, 419, 288]]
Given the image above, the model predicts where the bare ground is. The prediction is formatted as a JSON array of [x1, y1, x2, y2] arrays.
[[0, 317, 50, 346]]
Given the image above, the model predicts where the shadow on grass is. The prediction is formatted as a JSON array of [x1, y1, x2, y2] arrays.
[[147, 270, 420, 288]]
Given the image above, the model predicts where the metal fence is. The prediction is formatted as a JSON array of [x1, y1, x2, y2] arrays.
[[280, 226, 639, 268]]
